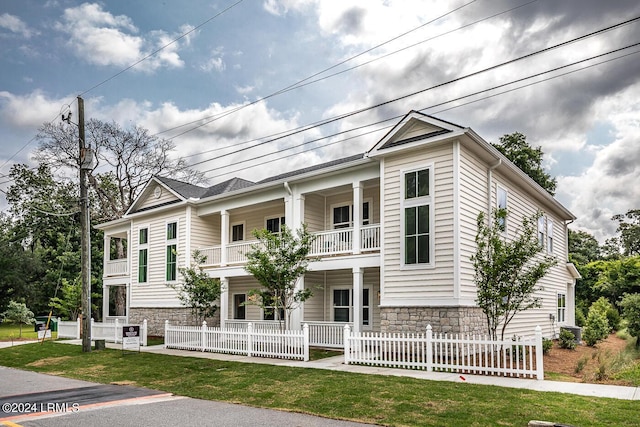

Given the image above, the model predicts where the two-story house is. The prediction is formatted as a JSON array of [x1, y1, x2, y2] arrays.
[[96, 111, 580, 340]]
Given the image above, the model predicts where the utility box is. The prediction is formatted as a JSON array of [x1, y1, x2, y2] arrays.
[[35, 316, 58, 332], [560, 326, 582, 344]]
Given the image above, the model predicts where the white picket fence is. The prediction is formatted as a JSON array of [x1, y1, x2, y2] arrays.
[[164, 321, 309, 361], [57, 317, 148, 346], [343, 324, 544, 380]]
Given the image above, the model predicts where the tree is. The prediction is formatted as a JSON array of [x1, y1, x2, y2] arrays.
[[49, 278, 82, 321], [492, 132, 557, 195], [612, 209, 640, 256], [34, 119, 207, 316], [1, 301, 35, 338], [620, 293, 640, 348], [568, 229, 601, 265], [244, 225, 316, 329], [472, 209, 557, 341], [168, 250, 221, 323]]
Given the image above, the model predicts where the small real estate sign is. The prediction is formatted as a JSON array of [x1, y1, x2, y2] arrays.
[[122, 325, 141, 351], [36, 323, 52, 339]]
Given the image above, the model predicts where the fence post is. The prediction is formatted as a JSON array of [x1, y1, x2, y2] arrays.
[[247, 322, 253, 358], [76, 316, 81, 339], [114, 318, 120, 343], [343, 324, 351, 365], [142, 319, 148, 346], [164, 320, 169, 349], [303, 323, 309, 362], [201, 321, 207, 352], [426, 324, 433, 372], [90, 318, 94, 341], [535, 325, 544, 380]]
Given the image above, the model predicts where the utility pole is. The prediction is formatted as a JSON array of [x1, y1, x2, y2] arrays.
[[78, 96, 92, 353]]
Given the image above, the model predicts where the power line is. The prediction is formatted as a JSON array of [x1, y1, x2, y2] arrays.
[[184, 17, 640, 171], [201, 43, 640, 181]]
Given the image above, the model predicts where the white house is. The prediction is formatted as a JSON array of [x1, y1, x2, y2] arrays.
[[95, 111, 580, 339]]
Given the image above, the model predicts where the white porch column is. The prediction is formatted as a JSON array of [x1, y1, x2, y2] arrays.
[[294, 194, 305, 230], [221, 210, 229, 266], [220, 276, 229, 329], [352, 267, 363, 334], [289, 275, 304, 330], [352, 182, 363, 254], [568, 282, 576, 326], [102, 234, 110, 321], [103, 233, 110, 270]]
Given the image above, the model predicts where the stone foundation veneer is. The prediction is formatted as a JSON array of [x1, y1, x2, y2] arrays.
[[380, 306, 486, 335], [129, 307, 220, 336]]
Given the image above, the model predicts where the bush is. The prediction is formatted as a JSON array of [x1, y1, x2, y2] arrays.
[[542, 338, 553, 354], [559, 328, 577, 350], [620, 293, 640, 347], [575, 306, 586, 327], [591, 297, 619, 332], [583, 305, 609, 346], [605, 307, 621, 332]]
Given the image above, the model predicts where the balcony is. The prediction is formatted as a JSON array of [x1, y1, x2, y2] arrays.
[[198, 224, 380, 267], [105, 258, 129, 276]]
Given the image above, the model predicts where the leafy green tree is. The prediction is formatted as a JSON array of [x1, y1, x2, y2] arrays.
[[612, 209, 640, 256], [568, 229, 601, 265], [49, 278, 83, 321], [492, 132, 557, 195], [593, 256, 640, 305], [472, 209, 557, 341], [244, 225, 316, 329], [583, 300, 610, 346], [168, 250, 221, 323], [620, 293, 640, 348], [1, 301, 35, 338]]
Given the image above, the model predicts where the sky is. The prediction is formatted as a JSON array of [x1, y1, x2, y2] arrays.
[[0, 0, 639, 243]]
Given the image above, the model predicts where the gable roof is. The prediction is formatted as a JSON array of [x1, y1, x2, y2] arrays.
[[155, 175, 208, 199], [201, 177, 256, 198]]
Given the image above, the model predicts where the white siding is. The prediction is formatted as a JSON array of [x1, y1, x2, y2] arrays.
[[136, 185, 180, 210], [304, 194, 325, 233], [382, 143, 455, 303]]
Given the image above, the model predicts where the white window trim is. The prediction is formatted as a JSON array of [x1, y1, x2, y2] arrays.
[[557, 292, 566, 324], [264, 215, 286, 233], [232, 293, 247, 320], [329, 285, 372, 328], [230, 221, 246, 242], [547, 217, 554, 254], [537, 216, 546, 248], [165, 219, 179, 282], [496, 184, 508, 235], [137, 225, 149, 284], [400, 164, 435, 269]]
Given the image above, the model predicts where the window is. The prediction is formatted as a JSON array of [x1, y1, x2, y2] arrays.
[[557, 293, 566, 323], [538, 216, 545, 248], [547, 218, 554, 253], [138, 227, 148, 283], [362, 288, 370, 326], [333, 289, 350, 322], [402, 167, 433, 266], [233, 294, 246, 320], [231, 223, 244, 242], [166, 221, 177, 281], [262, 292, 285, 321], [266, 216, 285, 233], [497, 186, 508, 232], [332, 201, 372, 229]]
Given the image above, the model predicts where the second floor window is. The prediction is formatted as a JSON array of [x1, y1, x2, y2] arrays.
[[403, 166, 433, 266], [332, 202, 371, 229], [497, 186, 508, 232], [232, 223, 244, 242], [266, 216, 285, 233], [166, 221, 177, 281], [138, 227, 148, 283]]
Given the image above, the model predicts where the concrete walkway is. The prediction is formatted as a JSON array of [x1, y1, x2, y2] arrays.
[[48, 339, 640, 401]]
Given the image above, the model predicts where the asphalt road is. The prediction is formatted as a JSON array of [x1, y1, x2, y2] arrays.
[[0, 366, 374, 427]]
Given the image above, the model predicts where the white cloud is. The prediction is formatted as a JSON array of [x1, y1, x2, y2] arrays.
[[0, 13, 37, 38], [54, 3, 190, 72]]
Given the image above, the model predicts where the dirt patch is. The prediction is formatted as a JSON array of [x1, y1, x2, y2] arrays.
[[26, 356, 73, 367], [110, 380, 137, 386], [544, 333, 633, 385]]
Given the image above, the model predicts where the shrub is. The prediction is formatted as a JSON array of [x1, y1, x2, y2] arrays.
[[542, 338, 553, 354], [559, 328, 577, 350], [620, 293, 640, 347], [574, 355, 588, 374], [590, 297, 620, 332], [575, 306, 586, 327], [583, 305, 609, 346]]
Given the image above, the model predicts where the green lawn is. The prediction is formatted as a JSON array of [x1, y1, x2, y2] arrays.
[[0, 322, 58, 341], [0, 342, 637, 427]]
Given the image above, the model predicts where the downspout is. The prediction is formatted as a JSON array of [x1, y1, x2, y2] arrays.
[[487, 159, 502, 218]]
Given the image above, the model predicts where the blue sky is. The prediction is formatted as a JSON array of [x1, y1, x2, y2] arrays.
[[1, 0, 639, 242]]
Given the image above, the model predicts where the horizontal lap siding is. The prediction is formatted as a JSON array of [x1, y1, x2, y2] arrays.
[[227, 276, 263, 321], [304, 271, 326, 321], [137, 186, 180, 210], [491, 171, 573, 338], [458, 145, 489, 300], [304, 194, 325, 232], [383, 144, 455, 302], [230, 201, 285, 238], [130, 207, 187, 307], [190, 209, 218, 256]]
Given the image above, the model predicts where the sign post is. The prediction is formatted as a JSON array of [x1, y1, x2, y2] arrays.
[[122, 325, 141, 353]]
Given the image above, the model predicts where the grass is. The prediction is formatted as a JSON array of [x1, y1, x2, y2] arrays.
[[0, 342, 638, 427], [0, 323, 58, 341]]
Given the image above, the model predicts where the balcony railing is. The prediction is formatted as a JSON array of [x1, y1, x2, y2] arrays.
[[198, 224, 380, 267], [105, 259, 128, 276]]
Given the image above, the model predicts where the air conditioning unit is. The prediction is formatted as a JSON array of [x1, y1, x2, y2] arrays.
[[560, 326, 582, 344]]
